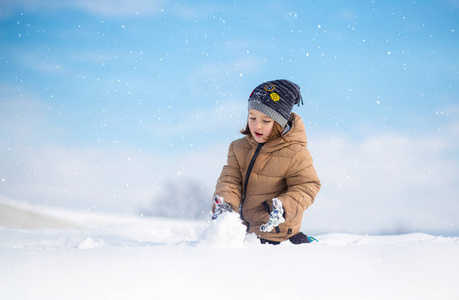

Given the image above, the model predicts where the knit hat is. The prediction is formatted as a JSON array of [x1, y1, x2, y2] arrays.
[[248, 79, 303, 127]]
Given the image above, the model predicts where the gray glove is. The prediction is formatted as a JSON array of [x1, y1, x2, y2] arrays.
[[211, 195, 233, 220], [260, 198, 285, 232]]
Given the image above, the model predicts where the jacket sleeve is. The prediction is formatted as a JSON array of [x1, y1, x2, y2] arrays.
[[278, 147, 321, 221], [212, 141, 243, 213]]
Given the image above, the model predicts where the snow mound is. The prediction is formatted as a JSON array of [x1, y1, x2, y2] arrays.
[[77, 237, 105, 250], [198, 212, 255, 248]]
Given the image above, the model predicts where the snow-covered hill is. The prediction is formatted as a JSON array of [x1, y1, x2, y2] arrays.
[[1, 200, 458, 300]]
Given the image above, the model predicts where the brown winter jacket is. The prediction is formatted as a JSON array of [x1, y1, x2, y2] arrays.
[[213, 113, 321, 242]]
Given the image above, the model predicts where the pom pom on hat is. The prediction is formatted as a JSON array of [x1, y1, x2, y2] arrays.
[[248, 79, 303, 127]]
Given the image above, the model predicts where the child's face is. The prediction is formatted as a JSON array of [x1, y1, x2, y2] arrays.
[[248, 109, 274, 143]]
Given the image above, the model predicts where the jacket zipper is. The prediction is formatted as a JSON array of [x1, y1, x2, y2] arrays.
[[240, 142, 264, 231]]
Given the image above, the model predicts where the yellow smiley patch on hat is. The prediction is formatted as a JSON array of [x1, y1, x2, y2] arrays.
[[270, 92, 280, 102]]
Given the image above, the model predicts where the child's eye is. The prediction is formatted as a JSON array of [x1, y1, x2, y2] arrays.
[[263, 120, 272, 123]]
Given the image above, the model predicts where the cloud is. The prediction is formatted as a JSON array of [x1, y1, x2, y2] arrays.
[[18, 53, 66, 74], [0, 89, 51, 143], [73, 0, 166, 17], [0, 91, 228, 214], [305, 123, 459, 235], [0, 0, 229, 19], [0, 0, 167, 19], [145, 99, 247, 139], [0, 134, 229, 215]]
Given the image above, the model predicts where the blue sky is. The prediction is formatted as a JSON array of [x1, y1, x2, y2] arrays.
[[1, 0, 458, 235]]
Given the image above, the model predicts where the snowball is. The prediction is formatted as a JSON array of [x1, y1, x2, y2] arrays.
[[198, 213, 248, 248]]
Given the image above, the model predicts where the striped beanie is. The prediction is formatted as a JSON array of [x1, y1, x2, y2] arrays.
[[248, 79, 303, 127]]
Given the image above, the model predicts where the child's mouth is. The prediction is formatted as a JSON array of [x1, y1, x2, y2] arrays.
[[254, 132, 263, 137]]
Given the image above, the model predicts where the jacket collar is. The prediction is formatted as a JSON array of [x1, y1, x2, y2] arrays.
[[246, 113, 307, 152]]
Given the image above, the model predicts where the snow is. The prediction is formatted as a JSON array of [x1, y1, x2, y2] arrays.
[[1, 201, 458, 300], [198, 212, 250, 248]]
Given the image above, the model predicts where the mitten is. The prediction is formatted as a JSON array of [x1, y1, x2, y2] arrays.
[[211, 195, 233, 220], [260, 198, 285, 232]]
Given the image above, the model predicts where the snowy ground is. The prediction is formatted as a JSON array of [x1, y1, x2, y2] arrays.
[[1, 200, 458, 300]]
